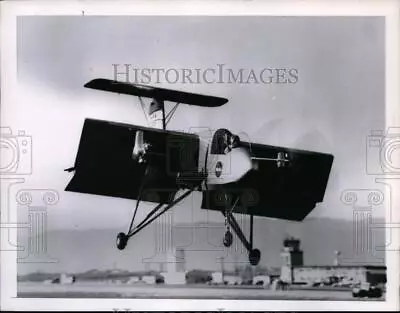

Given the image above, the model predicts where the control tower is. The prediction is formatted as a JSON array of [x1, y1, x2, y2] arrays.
[[280, 237, 303, 283]]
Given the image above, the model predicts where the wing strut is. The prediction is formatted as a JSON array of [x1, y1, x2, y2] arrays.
[[138, 96, 150, 123], [165, 102, 180, 126]]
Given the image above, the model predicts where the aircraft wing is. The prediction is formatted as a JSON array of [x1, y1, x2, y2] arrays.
[[65, 118, 200, 203], [202, 141, 334, 221], [84, 78, 228, 107]]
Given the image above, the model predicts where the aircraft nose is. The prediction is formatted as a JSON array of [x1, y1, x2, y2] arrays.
[[229, 147, 253, 180], [207, 147, 253, 185]]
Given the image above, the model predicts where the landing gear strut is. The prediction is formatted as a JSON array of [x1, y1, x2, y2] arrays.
[[221, 196, 261, 266], [116, 189, 194, 251]]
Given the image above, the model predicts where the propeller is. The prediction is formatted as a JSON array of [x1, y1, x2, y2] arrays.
[[203, 144, 209, 191]]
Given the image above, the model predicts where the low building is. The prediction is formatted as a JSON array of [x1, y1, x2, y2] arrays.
[[292, 265, 386, 286], [211, 272, 241, 285], [224, 274, 242, 285], [126, 276, 140, 284], [253, 275, 271, 286], [211, 272, 223, 284], [60, 274, 75, 284], [51, 274, 75, 284], [279, 237, 386, 287], [142, 275, 156, 284], [161, 272, 186, 285]]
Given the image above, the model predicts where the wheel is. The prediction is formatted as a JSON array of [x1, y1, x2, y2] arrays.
[[116, 232, 128, 250], [249, 248, 261, 266], [223, 230, 233, 247]]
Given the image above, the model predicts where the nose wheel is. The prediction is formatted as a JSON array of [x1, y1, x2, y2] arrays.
[[116, 232, 128, 250]]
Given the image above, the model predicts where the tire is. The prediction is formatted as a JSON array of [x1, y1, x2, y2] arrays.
[[223, 230, 233, 247], [249, 248, 261, 266], [116, 232, 128, 250]]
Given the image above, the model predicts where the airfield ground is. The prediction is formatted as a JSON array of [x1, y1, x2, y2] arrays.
[[17, 282, 384, 301]]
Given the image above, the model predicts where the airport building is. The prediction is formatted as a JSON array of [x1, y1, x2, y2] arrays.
[[253, 275, 271, 286], [292, 265, 386, 285], [279, 237, 387, 286], [142, 275, 156, 284], [45, 273, 76, 285]]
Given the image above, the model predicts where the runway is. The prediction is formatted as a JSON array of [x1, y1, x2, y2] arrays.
[[18, 282, 384, 301]]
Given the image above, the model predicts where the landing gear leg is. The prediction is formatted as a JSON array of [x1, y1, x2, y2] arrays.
[[116, 189, 194, 251], [116, 165, 150, 251], [222, 205, 262, 266], [248, 214, 260, 265], [222, 195, 237, 248], [223, 203, 233, 247]]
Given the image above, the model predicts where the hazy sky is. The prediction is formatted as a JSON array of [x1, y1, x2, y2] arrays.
[[8, 16, 386, 233]]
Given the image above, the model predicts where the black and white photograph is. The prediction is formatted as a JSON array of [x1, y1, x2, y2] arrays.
[[1, 0, 399, 311]]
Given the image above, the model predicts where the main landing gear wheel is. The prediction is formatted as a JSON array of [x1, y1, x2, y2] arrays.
[[249, 248, 261, 266], [223, 230, 233, 247], [116, 232, 128, 250]]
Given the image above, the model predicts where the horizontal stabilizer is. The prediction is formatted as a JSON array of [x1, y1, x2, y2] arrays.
[[84, 78, 228, 107]]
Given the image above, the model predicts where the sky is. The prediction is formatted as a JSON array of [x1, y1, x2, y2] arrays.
[[4, 16, 386, 235]]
